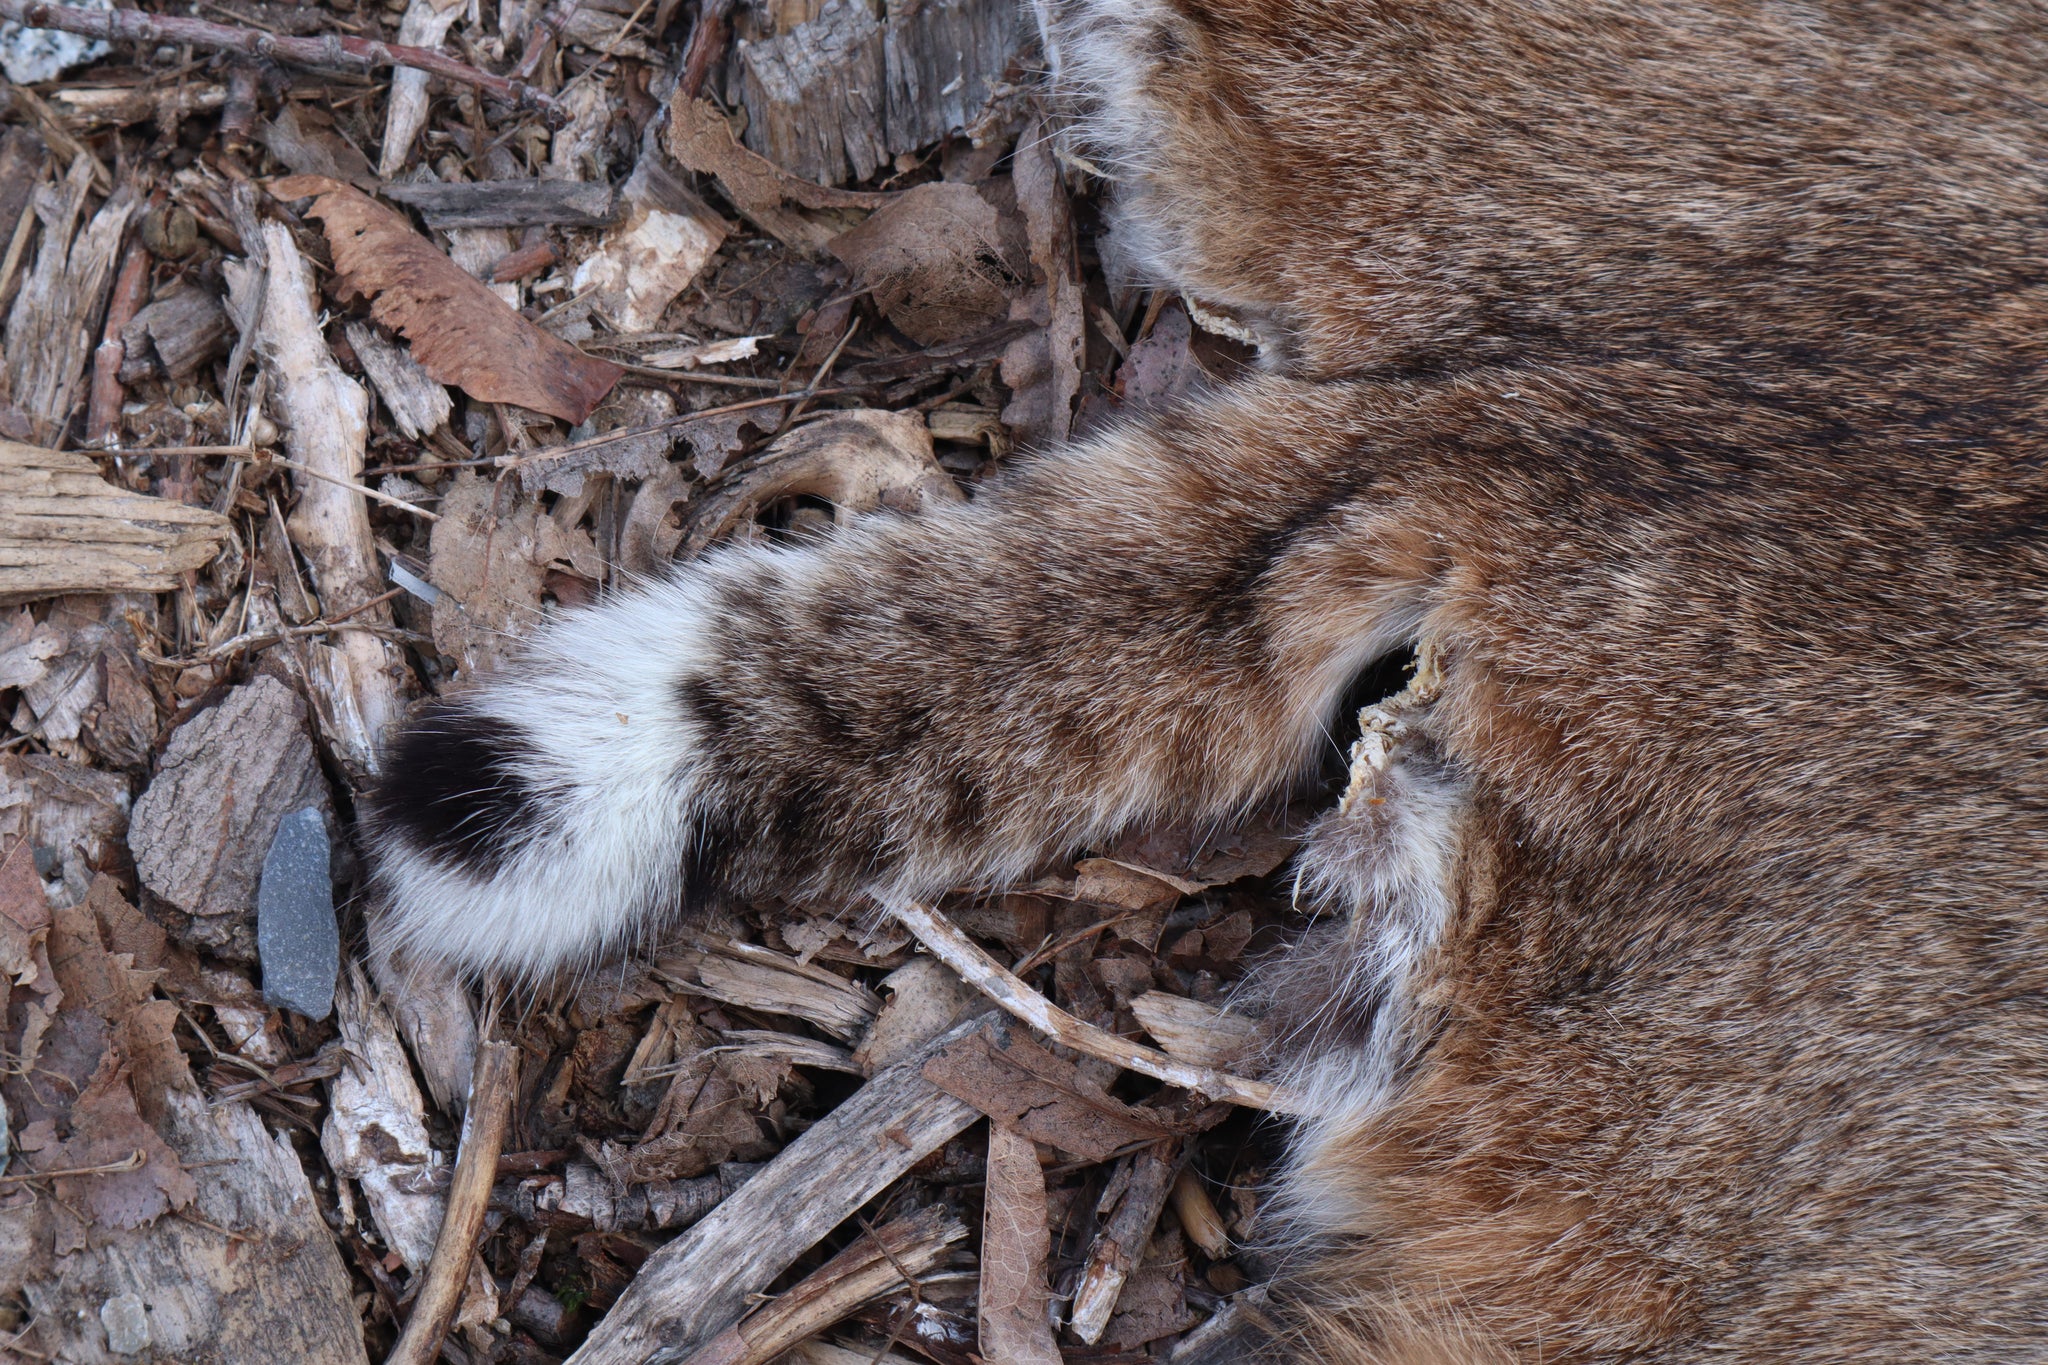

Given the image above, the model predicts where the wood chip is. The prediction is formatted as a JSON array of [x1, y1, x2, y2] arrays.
[[0, 441, 229, 604], [1069, 1141, 1179, 1345], [381, 176, 617, 229], [271, 175, 623, 424], [922, 1022, 1174, 1163], [1128, 992, 1262, 1071]]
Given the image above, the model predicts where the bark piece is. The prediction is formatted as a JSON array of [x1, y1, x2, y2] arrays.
[[1128, 992, 1261, 1071], [572, 157, 728, 333], [0, 751, 126, 907], [682, 1206, 968, 1365], [1103, 1245, 1198, 1349], [0, 442, 230, 604], [4, 157, 139, 443], [979, 1123, 1062, 1365], [271, 175, 623, 424], [828, 180, 1026, 345], [1069, 1142, 1180, 1345], [117, 283, 232, 383], [563, 1013, 994, 1365], [321, 962, 446, 1271], [128, 675, 333, 961], [382, 177, 618, 229], [255, 805, 338, 1020], [655, 938, 881, 1044], [344, 320, 451, 441], [881, 0, 1032, 153], [922, 1020, 1173, 1162]]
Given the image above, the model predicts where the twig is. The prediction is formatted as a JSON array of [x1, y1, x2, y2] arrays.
[[87, 243, 151, 448], [877, 896, 1309, 1115], [0, 1150, 146, 1184], [676, 0, 734, 101], [0, 0, 560, 116], [385, 1038, 517, 1365], [260, 452, 442, 521]]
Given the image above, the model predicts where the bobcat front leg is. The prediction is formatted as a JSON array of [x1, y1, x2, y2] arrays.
[[366, 378, 1432, 976]]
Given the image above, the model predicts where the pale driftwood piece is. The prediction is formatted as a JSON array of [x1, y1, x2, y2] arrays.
[[564, 1013, 995, 1365], [880, 897, 1307, 1114], [654, 937, 881, 1044], [321, 963, 446, 1271], [1069, 1141, 1180, 1345], [127, 674, 333, 961], [368, 938, 479, 1116], [47, 81, 226, 130], [680, 1206, 968, 1365], [1168, 1287, 1280, 1364], [236, 219, 408, 779], [343, 320, 451, 441], [387, 1039, 516, 1365], [378, 0, 467, 177], [17, 1085, 368, 1365], [1129, 990, 1262, 1071], [0, 442, 230, 604], [3, 160, 138, 443], [118, 284, 233, 383], [708, 1029, 861, 1075], [979, 1123, 1063, 1365], [382, 176, 617, 228]]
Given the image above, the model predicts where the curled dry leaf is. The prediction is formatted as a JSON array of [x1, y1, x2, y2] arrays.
[[268, 175, 622, 424]]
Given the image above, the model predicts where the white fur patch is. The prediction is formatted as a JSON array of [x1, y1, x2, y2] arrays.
[[371, 549, 817, 978]]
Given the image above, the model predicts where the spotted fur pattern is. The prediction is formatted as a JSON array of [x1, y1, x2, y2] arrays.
[[367, 2, 2048, 1357]]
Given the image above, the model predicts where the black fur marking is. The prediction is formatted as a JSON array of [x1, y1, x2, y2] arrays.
[[370, 703, 545, 877]]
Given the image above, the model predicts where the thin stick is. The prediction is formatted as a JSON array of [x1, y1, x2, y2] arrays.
[[0, 0, 559, 115], [385, 1038, 517, 1365], [878, 896, 1309, 1115], [265, 453, 442, 521]]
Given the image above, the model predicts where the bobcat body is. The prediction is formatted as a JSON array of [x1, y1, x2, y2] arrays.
[[369, 3, 2048, 1359]]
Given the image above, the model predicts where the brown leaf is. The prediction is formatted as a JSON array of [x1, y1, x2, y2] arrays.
[[921, 1023, 1174, 1163], [979, 1123, 1063, 1365], [38, 1049, 197, 1254], [828, 181, 1028, 346], [269, 175, 622, 424], [664, 97, 888, 253]]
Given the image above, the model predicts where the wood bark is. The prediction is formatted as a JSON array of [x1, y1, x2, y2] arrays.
[[0, 442, 230, 605]]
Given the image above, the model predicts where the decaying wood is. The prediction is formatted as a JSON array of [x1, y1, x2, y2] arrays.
[[386, 1038, 516, 1365], [921, 1021, 1174, 1163], [231, 218, 409, 780], [1129, 990, 1262, 1070], [118, 283, 233, 384], [0, 0, 560, 113], [343, 320, 451, 441], [664, 95, 886, 253], [734, 0, 1029, 186], [84, 234, 147, 446], [3, 160, 139, 443], [381, 176, 618, 229], [126, 674, 332, 961], [377, 0, 466, 177], [564, 1013, 995, 1365], [979, 1123, 1063, 1365], [321, 963, 445, 1272], [881, 897, 1305, 1113], [367, 933, 479, 1116], [0, 442, 230, 604], [654, 937, 881, 1043], [1068, 1140, 1180, 1345], [679, 1205, 969, 1365]]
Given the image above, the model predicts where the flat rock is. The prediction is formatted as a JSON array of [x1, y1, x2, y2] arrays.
[[256, 806, 337, 1019]]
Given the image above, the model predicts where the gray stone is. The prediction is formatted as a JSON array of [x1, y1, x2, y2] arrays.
[[99, 1292, 148, 1355], [257, 806, 337, 1020]]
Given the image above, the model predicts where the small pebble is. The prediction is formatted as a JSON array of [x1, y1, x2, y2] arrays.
[[257, 807, 338, 1020], [99, 1293, 148, 1356]]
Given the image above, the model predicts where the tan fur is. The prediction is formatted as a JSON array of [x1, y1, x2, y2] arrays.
[[371, 2, 2048, 1357]]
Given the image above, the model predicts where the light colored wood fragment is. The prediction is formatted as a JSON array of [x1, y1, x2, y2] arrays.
[[344, 321, 451, 440], [879, 896, 1307, 1114], [3, 158, 139, 442], [378, 0, 468, 177], [320, 964, 445, 1271], [563, 1013, 995, 1365], [0, 441, 229, 604], [1069, 1142, 1179, 1345], [655, 937, 881, 1043], [1129, 990, 1263, 1071], [679, 1205, 968, 1365], [386, 1038, 517, 1365]]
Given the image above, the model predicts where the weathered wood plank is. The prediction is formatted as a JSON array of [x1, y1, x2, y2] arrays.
[[0, 441, 230, 604]]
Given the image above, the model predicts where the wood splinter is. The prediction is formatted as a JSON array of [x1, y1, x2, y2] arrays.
[[877, 896, 1309, 1115]]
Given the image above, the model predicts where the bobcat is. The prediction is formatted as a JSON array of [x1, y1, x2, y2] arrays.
[[367, 1, 2048, 1359]]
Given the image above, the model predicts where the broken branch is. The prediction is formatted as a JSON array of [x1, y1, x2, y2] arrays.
[[878, 897, 1308, 1115]]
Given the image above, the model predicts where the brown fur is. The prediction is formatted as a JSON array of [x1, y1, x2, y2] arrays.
[[371, 2, 2048, 1357]]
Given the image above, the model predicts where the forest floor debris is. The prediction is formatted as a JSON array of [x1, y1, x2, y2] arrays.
[[0, 0, 1333, 1357]]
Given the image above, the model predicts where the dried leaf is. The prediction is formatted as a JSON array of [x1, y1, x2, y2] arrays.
[[828, 181, 1028, 345], [663, 97, 888, 253], [270, 175, 622, 424], [979, 1123, 1062, 1365], [921, 1023, 1174, 1163]]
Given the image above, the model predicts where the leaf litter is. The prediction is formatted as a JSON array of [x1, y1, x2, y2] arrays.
[[0, 0, 1303, 1359]]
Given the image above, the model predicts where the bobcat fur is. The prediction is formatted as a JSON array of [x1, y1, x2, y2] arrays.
[[367, 2, 2048, 1359]]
